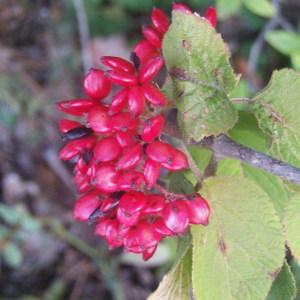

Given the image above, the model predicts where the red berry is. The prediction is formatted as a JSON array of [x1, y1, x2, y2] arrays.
[[142, 245, 157, 260], [57, 99, 96, 116], [117, 171, 145, 191], [116, 143, 142, 170], [151, 8, 169, 34], [101, 56, 134, 73], [105, 220, 123, 248], [109, 88, 129, 115], [144, 159, 161, 189], [94, 164, 120, 193], [110, 112, 139, 132], [146, 141, 173, 163], [133, 39, 160, 66], [136, 220, 161, 248], [141, 115, 165, 142], [162, 200, 189, 233], [95, 219, 111, 237], [116, 130, 137, 148], [161, 148, 189, 171], [119, 192, 147, 213], [142, 83, 167, 106], [117, 209, 141, 226], [83, 68, 111, 100], [186, 194, 210, 225], [73, 192, 100, 222], [204, 6, 217, 28], [139, 56, 164, 83], [153, 218, 173, 235], [93, 137, 122, 162], [144, 194, 166, 213], [142, 26, 162, 48], [108, 70, 138, 86], [172, 3, 192, 13], [59, 136, 96, 161], [87, 105, 112, 134], [128, 86, 145, 116], [59, 119, 82, 133]]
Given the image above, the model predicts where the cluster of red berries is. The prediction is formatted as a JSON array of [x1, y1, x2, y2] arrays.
[[57, 3, 215, 260]]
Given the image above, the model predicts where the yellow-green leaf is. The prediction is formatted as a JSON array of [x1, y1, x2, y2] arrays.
[[253, 69, 300, 168], [192, 175, 285, 300], [284, 192, 300, 262], [163, 12, 238, 142], [242, 0, 275, 17]]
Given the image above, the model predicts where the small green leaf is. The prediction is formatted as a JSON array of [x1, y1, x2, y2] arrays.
[[229, 111, 268, 153], [0, 204, 21, 225], [266, 30, 300, 56], [266, 261, 296, 300], [253, 69, 300, 168], [216, 0, 241, 20], [284, 192, 300, 262], [242, 0, 275, 17], [147, 244, 192, 300], [163, 12, 238, 142], [2, 242, 23, 268], [192, 175, 285, 300], [290, 258, 300, 299]]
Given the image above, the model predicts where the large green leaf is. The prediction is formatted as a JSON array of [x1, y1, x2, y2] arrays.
[[253, 69, 300, 168], [148, 237, 192, 300], [217, 158, 290, 217], [290, 258, 300, 299], [163, 12, 238, 142], [192, 175, 285, 300], [284, 192, 300, 262], [266, 30, 300, 56], [266, 261, 296, 300]]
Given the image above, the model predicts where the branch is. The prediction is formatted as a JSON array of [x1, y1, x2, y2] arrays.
[[73, 0, 92, 73], [163, 123, 300, 185]]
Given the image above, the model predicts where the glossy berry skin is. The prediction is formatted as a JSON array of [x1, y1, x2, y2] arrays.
[[58, 3, 214, 261], [204, 6, 217, 28], [84, 68, 111, 100]]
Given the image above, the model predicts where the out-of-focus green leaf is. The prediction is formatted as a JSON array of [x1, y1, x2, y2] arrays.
[[192, 175, 284, 300], [2, 242, 23, 268], [163, 12, 238, 142], [0, 204, 21, 225], [217, 0, 241, 20], [291, 53, 300, 71], [44, 279, 67, 300], [266, 262, 296, 300], [266, 30, 300, 56], [253, 69, 300, 168], [242, 0, 275, 17]]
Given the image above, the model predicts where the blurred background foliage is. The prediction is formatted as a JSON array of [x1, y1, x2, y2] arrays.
[[0, 0, 299, 299]]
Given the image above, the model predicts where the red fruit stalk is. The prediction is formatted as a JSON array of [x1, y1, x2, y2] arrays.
[[57, 4, 215, 260]]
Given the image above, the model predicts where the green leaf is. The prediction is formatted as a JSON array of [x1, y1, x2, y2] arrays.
[[290, 258, 300, 300], [284, 192, 300, 262], [192, 175, 285, 300], [0, 204, 21, 225], [291, 53, 300, 71], [163, 12, 238, 142], [266, 30, 300, 56], [217, 158, 290, 217], [266, 261, 296, 300], [2, 242, 23, 268], [216, 0, 241, 20], [148, 237, 192, 300], [253, 69, 300, 168], [229, 111, 268, 153], [242, 0, 275, 17]]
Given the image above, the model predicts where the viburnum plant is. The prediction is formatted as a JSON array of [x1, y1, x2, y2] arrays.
[[58, 3, 300, 300]]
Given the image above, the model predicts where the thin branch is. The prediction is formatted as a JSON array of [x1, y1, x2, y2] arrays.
[[196, 134, 300, 185], [73, 0, 92, 73]]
